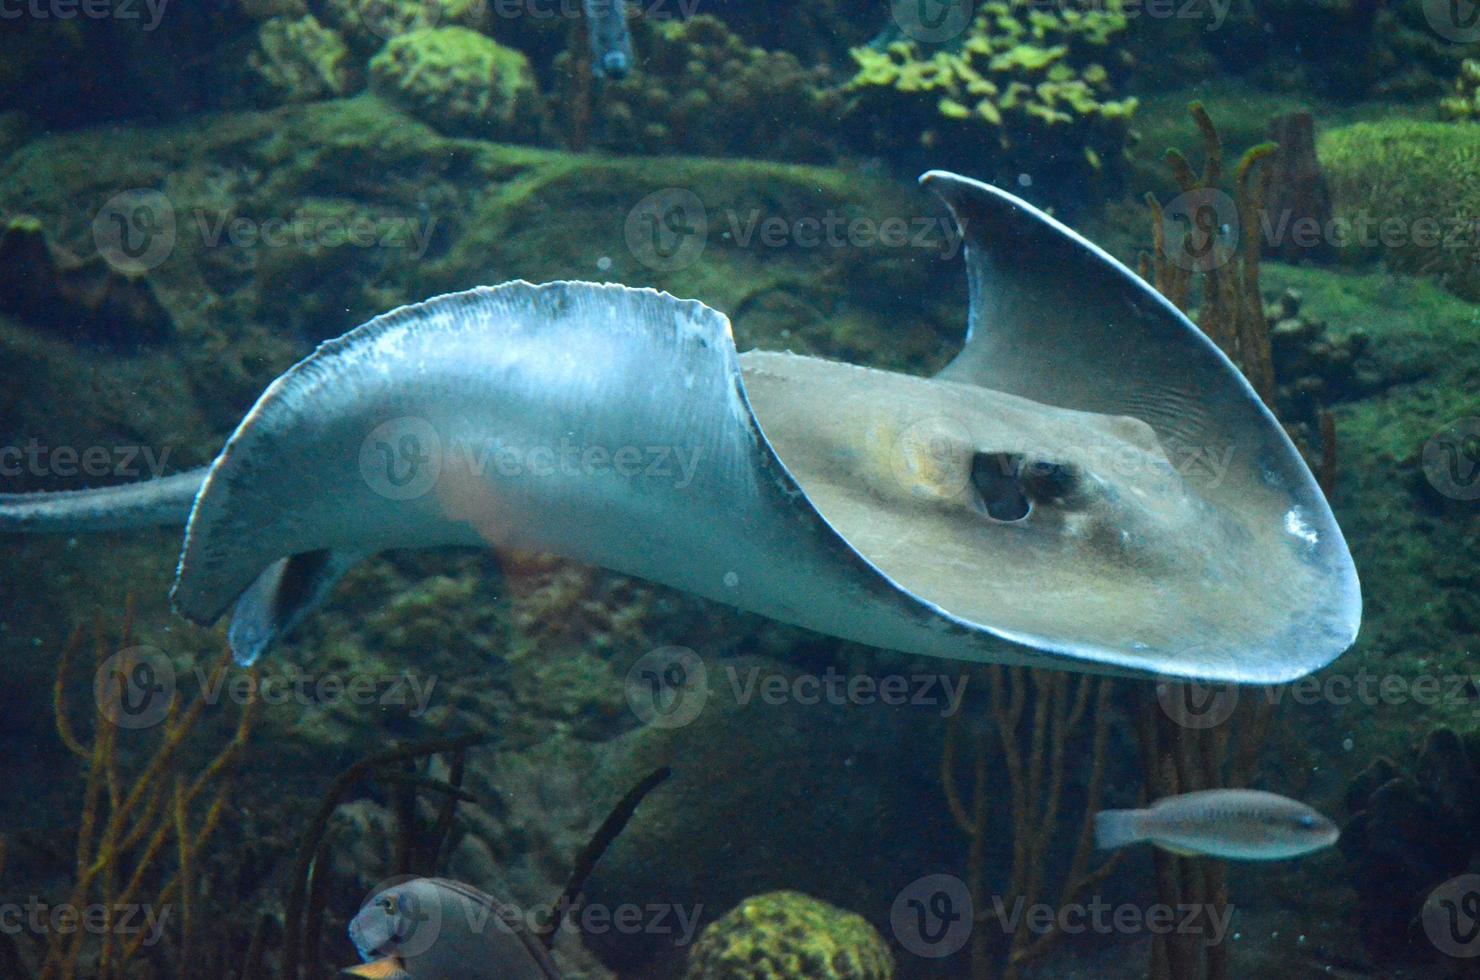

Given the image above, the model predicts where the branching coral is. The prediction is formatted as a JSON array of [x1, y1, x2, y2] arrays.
[[38, 599, 258, 980], [844, 0, 1137, 189], [942, 667, 1119, 979]]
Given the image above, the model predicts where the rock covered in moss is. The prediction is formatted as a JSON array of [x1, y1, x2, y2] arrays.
[[685, 891, 894, 980], [574, 15, 841, 162], [844, 0, 1136, 196], [323, 0, 491, 53], [369, 26, 542, 138], [1318, 119, 1480, 301], [248, 14, 356, 103]]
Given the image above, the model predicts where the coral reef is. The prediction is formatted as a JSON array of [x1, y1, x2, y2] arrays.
[[942, 668, 1119, 979], [1318, 119, 1480, 301], [569, 15, 841, 163], [1438, 59, 1480, 121], [843, 0, 1137, 194], [369, 26, 544, 139], [247, 14, 357, 103], [685, 891, 894, 980], [1342, 727, 1480, 962]]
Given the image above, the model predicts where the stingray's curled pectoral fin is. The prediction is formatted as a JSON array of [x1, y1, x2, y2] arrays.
[[227, 550, 366, 666], [918, 170, 1361, 682]]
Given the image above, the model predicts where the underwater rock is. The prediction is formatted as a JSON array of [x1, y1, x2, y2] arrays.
[[1319, 119, 1480, 302], [1341, 727, 1480, 961], [0, 217, 173, 349], [684, 891, 894, 980], [248, 14, 358, 104], [568, 15, 841, 163], [1266, 288, 1377, 423], [369, 26, 544, 139], [323, 0, 493, 55], [1262, 112, 1334, 265]]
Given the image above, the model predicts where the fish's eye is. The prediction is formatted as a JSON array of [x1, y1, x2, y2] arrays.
[[970, 452, 1030, 522], [377, 896, 396, 915], [1296, 814, 1317, 830]]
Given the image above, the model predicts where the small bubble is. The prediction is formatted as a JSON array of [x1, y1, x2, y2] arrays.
[[723, 571, 739, 588], [1342, 737, 1354, 751], [1017, 173, 1032, 188], [596, 255, 612, 271]]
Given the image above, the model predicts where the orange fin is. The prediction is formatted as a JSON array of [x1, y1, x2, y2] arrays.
[[343, 958, 411, 980]]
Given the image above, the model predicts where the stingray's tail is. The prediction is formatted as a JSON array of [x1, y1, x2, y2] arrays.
[[0, 467, 207, 533]]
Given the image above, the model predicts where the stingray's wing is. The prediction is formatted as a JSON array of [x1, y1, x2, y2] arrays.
[[920, 171, 1360, 680]]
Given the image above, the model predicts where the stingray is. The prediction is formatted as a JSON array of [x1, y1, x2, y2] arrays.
[[0, 173, 1360, 682]]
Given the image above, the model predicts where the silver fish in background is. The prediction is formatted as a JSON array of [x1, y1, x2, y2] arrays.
[[583, 0, 634, 79], [1095, 789, 1339, 860]]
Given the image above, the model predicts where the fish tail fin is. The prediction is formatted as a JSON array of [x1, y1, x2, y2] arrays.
[[1094, 808, 1146, 850], [0, 467, 207, 533]]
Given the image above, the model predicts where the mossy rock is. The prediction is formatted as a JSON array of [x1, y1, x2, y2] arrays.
[[369, 26, 542, 139], [323, 0, 490, 53], [1318, 120, 1480, 301], [685, 891, 894, 980], [248, 14, 356, 104]]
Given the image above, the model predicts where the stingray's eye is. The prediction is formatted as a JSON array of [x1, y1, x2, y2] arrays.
[[1018, 459, 1081, 504], [970, 452, 1031, 522], [970, 453, 1083, 521]]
